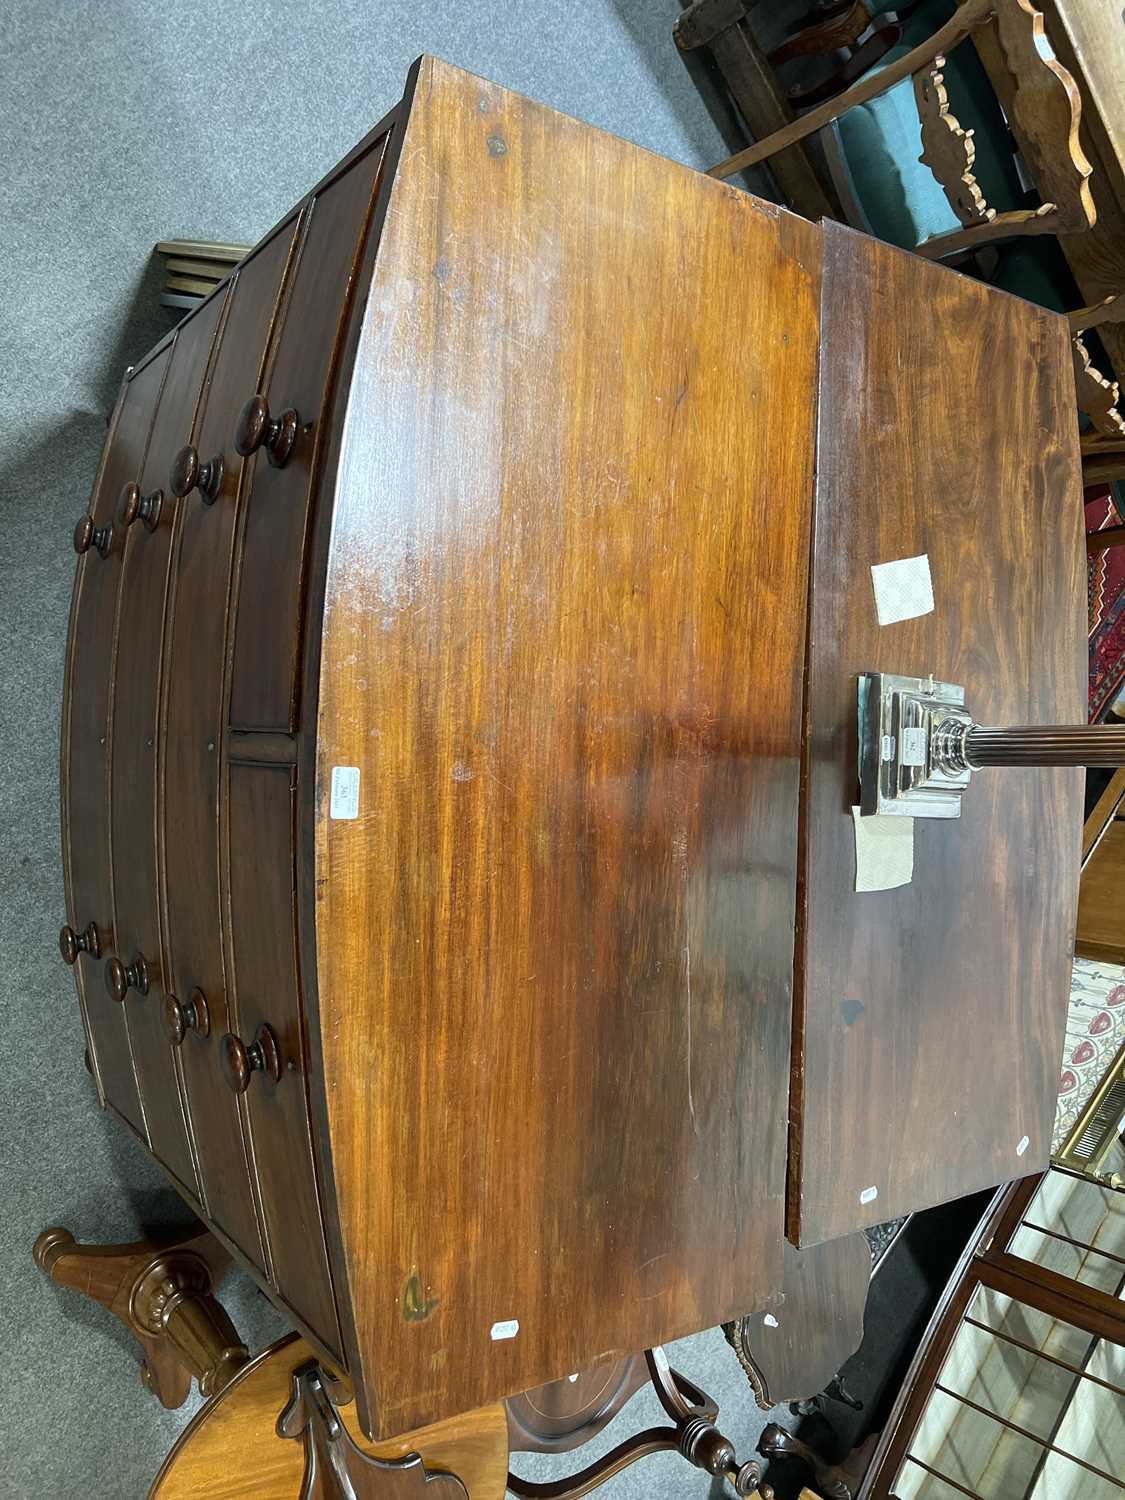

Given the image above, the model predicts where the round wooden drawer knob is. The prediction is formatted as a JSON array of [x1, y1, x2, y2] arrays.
[[220, 1024, 282, 1092], [116, 481, 164, 533], [234, 394, 299, 468], [164, 988, 212, 1045], [170, 445, 225, 504], [73, 515, 113, 558], [59, 921, 101, 965], [105, 954, 149, 1004]]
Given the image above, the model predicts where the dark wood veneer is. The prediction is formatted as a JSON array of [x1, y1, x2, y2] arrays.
[[58, 55, 1088, 1451]]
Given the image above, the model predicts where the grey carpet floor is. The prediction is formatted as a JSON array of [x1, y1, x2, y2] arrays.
[[0, 3, 807, 1496]]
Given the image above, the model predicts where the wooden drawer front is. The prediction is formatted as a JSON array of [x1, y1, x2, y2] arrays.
[[109, 296, 226, 1195], [229, 133, 390, 732], [161, 224, 300, 1264], [227, 762, 340, 1357], [64, 354, 170, 1133]]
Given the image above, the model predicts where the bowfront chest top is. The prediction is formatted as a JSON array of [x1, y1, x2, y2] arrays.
[[61, 55, 1085, 1440]]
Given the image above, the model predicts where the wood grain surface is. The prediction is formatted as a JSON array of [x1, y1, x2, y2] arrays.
[[228, 135, 390, 733], [312, 56, 822, 1437], [63, 356, 169, 1132], [791, 222, 1086, 1247], [728, 1231, 871, 1406], [110, 301, 225, 1196], [227, 763, 341, 1358], [148, 1334, 508, 1500], [159, 222, 299, 1271]]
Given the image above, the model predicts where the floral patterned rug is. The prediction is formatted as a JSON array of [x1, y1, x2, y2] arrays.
[[1053, 958, 1125, 1150]]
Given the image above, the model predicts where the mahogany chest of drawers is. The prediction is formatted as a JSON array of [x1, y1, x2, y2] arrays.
[[60, 54, 1086, 1441]]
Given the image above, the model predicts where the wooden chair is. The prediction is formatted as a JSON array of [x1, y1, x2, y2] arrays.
[[1072, 292, 1125, 442], [707, 0, 1094, 261]]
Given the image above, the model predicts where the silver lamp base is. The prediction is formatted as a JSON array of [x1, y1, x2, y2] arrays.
[[858, 673, 973, 819]]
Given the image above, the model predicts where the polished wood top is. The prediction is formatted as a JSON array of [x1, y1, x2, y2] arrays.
[[790, 222, 1086, 1247], [148, 1334, 508, 1499], [310, 55, 821, 1437]]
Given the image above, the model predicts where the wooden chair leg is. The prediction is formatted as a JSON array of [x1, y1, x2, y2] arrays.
[[33, 1223, 247, 1408]]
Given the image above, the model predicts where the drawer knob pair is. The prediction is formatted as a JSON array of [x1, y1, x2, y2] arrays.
[[170, 445, 225, 504], [105, 954, 149, 1003], [235, 395, 299, 469], [73, 515, 113, 558], [59, 922, 101, 965], [164, 988, 211, 1045], [116, 482, 164, 532], [221, 1024, 282, 1093]]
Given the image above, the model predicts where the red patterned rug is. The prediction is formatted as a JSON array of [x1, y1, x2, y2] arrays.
[[1087, 487, 1125, 721]]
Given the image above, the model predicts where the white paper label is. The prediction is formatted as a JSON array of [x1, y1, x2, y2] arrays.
[[490, 1318, 519, 1341], [763, 1313, 780, 1329], [859, 1185, 879, 1206], [1016, 1134, 1030, 1157], [870, 554, 935, 627], [900, 727, 927, 767], [330, 766, 360, 820]]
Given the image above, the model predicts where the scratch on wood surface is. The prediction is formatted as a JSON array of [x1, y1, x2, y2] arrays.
[[684, 940, 699, 1136]]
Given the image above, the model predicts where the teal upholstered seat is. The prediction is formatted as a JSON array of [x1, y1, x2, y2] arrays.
[[833, 0, 1027, 251]]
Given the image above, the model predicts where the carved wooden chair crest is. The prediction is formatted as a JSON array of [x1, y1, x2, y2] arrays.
[[1071, 293, 1125, 448], [707, 0, 1094, 261]]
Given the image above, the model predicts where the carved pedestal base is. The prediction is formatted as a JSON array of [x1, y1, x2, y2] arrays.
[[33, 1222, 247, 1408], [506, 1348, 763, 1499]]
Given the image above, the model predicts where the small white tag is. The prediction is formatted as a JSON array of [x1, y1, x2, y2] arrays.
[[490, 1318, 519, 1341], [900, 727, 927, 767], [860, 1185, 879, 1206], [763, 1313, 780, 1329], [567, 1373, 579, 1383], [330, 766, 360, 820], [1016, 1135, 1030, 1157], [881, 734, 895, 762]]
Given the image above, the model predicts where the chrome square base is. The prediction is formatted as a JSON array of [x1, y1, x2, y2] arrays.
[[858, 673, 972, 818]]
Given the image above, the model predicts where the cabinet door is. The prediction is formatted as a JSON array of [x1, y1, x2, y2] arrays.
[[227, 762, 341, 1360], [161, 221, 301, 1261], [63, 353, 169, 1133], [229, 130, 391, 732], [109, 294, 226, 1195]]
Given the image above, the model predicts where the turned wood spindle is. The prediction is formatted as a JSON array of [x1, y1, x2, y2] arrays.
[[164, 988, 212, 1046], [170, 444, 225, 504], [105, 953, 149, 1003], [59, 921, 101, 965], [116, 480, 164, 533], [73, 514, 113, 558], [234, 393, 300, 468], [221, 1023, 282, 1092]]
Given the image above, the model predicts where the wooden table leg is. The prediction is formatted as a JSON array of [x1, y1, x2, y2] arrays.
[[33, 1223, 247, 1408]]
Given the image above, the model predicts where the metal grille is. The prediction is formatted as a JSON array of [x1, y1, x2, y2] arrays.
[[890, 1169, 1125, 1498]]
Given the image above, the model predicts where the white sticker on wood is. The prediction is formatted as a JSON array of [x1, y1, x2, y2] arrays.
[[870, 553, 934, 626], [330, 765, 360, 820]]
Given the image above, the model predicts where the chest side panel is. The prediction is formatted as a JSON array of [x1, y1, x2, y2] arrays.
[[315, 58, 821, 1436]]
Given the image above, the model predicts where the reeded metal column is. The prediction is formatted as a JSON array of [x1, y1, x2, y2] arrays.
[[961, 725, 1125, 768]]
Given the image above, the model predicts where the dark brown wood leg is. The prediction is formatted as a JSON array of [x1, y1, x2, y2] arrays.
[[33, 1223, 248, 1408]]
